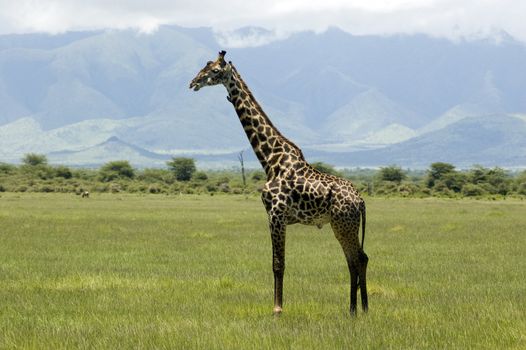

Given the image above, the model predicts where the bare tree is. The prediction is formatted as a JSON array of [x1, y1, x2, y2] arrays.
[[238, 150, 246, 189]]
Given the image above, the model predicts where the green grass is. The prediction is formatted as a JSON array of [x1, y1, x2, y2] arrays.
[[0, 193, 525, 349]]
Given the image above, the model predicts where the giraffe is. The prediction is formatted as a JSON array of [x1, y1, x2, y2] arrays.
[[190, 51, 368, 316]]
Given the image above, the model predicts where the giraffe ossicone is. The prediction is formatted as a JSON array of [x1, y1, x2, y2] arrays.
[[190, 50, 369, 316]]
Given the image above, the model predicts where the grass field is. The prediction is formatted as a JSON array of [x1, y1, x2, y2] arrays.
[[0, 193, 525, 349]]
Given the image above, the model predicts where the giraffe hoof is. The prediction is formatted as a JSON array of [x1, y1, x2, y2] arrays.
[[273, 306, 283, 316]]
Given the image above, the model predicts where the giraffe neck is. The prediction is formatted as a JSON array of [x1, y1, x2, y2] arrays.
[[223, 65, 305, 177]]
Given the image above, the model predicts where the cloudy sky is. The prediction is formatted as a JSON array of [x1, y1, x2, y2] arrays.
[[1, 0, 525, 44]]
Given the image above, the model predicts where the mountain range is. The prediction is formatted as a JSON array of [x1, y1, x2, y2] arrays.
[[1, 26, 525, 169]]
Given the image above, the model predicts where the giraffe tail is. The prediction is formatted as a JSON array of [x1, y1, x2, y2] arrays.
[[360, 201, 366, 249], [356, 200, 367, 292]]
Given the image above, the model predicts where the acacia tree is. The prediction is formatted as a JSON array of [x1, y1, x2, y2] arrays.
[[377, 165, 406, 184], [426, 162, 456, 188], [426, 162, 467, 193], [22, 153, 48, 166], [99, 160, 135, 182], [167, 157, 196, 181], [20, 153, 55, 179]]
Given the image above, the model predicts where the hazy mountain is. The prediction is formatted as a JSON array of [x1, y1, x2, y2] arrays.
[[322, 88, 419, 146], [0, 117, 130, 162], [229, 28, 526, 121], [417, 103, 488, 135], [48, 136, 170, 168], [316, 114, 526, 168], [1, 26, 525, 167]]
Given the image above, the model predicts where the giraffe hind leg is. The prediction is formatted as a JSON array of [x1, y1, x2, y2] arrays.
[[349, 260, 359, 316], [358, 250, 369, 312], [331, 215, 368, 316]]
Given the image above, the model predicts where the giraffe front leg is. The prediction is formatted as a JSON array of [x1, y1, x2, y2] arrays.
[[273, 263, 284, 315], [269, 215, 286, 316]]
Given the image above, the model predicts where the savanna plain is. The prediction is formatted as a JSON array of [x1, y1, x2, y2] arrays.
[[0, 193, 525, 349]]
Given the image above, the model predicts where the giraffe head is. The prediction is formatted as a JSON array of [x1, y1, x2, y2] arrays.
[[189, 50, 232, 91]]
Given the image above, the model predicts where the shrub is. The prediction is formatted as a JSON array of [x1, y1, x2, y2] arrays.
[[232, 188, 243, 194], [486, 167, 511, 195], [515, 170, 526, 185], [251, 171, 265, 181], [468, 166, 511, 195], [216, 176, 231, 185], [420, 187, 432, 196], [170, 182, 183, 193], [218, 183, 230, 193], [193, 171, 208, 181], [19, 163, 55, 180], [431, 180, 457, 197], [93, 184, 109, 193], [206, 184, 218, 193], [138, 168, 174, 184], [39, 185, 55, 193], [462, 183, 487, 197], [148, 184, 162, 194], [495, 183, 510, 196], [73, 169, 98, 181], [353, 181, 368, 194], [0, 163, 16, 174], [516, 182, 526, 195], [397, 182, 419, 197], [469, 165, 487, 184], [136, 184, 148, 193], [109, 183, 122, 193], [16, 185, 28, 192], [55, 165, 73, 179], [185, 179, 200, 189], [375, 181, 398, 196], [441, 172, 467, 193]]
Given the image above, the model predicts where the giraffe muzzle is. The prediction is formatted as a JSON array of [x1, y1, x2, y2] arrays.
[[189, 81, 201, 91]]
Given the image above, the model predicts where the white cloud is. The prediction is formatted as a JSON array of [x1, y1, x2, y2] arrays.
[[0, 0, 525, 45]]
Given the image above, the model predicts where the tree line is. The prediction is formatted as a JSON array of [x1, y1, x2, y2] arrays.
[[0, 154, 525, 198]]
